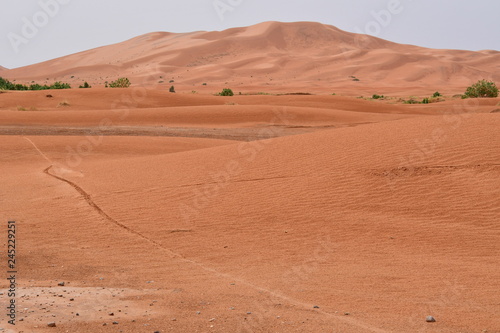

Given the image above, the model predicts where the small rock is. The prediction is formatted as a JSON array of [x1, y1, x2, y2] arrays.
[[426, 316, 436, 322], [171, 318, 177, 321], [76, 313, 79, 316], [209, 318, 216, 322], [58, 282, 65, 286], [102, 323, 107, 326], [154, 331, 161, 333], [47, 322, 56, 327], [313, 305, 320, 309], [70, 298, 74, 301], [109, 312, 114, 316], [344, 312, 350, 316], [112, 321, 119, 325], [246, 312, 252, 315], [196, 311, 201, 315]]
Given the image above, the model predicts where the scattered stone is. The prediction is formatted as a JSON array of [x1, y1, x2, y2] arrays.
[[247, 312, 252, 315], [19, 318, 24, 321], [196, 311, 201, 315], [70, 298, 74, 301], [154, 331, 161, 333], [76, 313, 79, 316], [209, 318, 216, 322], [57, 282, 65, 286], [230, 307, 235, 310], [47, 322, 56, 327], [109, 312, 114, 316], [171, 318, 177, 321], [344, 312, 350, 316], [102, 323, 107, 326], [426, 316, 436, 322], [46, 94, 53, 98], [112, 321, 119, 325], [313, 305, 320, 309]]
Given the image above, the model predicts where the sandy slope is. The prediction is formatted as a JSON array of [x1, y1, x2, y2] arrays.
[[1, 96, 499, 332], [3, 21, 500, 93]]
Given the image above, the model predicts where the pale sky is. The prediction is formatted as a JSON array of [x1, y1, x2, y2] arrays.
[[1, 0, 499, 69]]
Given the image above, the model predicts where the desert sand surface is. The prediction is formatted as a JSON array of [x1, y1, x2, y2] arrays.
[[1, 21, 500, 333]]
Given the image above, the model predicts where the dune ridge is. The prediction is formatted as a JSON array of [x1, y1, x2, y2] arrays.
[[3, 21, 499, 93]]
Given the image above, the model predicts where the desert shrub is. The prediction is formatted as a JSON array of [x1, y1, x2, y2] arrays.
[[50, 81, 71, 89], [108, 78, 131, 88], [463, 80, 498, 98], [169, 85, 176, 93], [79, 82, 91, 88], [0, 77, 14, 90], [0, 77, 29, 90], [422, 98, 430, 104], [432, 91, 442, 98], [29, 84, 48, 90], [1, 77, 71, 90], [13, 84, 29, 91], [202, 83, 207, 86], [372, 94, 384, 99], [219, 88, 234, 96], [403, 98, 420, 104]]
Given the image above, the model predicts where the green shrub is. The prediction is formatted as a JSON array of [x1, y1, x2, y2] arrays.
[[79, 82, 91, 89], [372, 94, 384, 99], [108, 78, 131, 88], [169, 85, 175, 93], [422, 98, 430, 104], [0, 77, 14, 90], [432, 91, 442, 98], [403, 98, 420, 104], [0, 76, 71, 90], [219, 88, 234, 96], [463, 80, 498, 98], [51, 81, 71, 89]]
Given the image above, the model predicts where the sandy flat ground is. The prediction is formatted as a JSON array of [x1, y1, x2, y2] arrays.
[[1, 21, 500, 333]]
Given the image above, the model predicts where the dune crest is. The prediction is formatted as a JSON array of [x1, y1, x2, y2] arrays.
[[3, 21, 499, 92]]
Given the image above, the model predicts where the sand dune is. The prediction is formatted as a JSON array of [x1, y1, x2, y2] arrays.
[[3, 21, 499, 93], [1, 20, 499, 333]]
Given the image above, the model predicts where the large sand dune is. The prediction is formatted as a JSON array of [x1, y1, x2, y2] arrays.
[[3, 21, 500, 94], [1, 21, 499, 332]]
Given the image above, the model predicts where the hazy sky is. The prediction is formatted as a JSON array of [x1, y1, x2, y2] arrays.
[[1, 0, 499, 69]]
